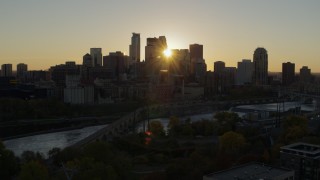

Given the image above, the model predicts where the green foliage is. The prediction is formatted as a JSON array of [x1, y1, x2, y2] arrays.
[[214, 112, 240, 135], [283, 115, 308, 130], [0, 141, 19, 179], [19, 161, 49, 180], [219, 131, 246, 154], [281, 115, 308, 143], [0, 98, 70, 121], [67, 158, 118, 180], [20, 151, 45, 164], [149, 120, 165, 137], [168, 116, 180, 129]]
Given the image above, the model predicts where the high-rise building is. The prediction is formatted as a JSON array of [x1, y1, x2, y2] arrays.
[[103, 51, 127, 79], [236, 59, 253, 85], [90, 48, 102, 67], [145, 36, 167, 76], [253, 47, 268, 85], [189, 44, 203, 60], [214, 61, 226, 74], [83, 53, 92, 67], [145, 36, 167, 63], [129, 33, 140, 63], [300, 66, 311, 82], [189, 44, 204, 78], [282, 62, 295, 86], [1, 64, 13, 77], [17, 63, 28, 79]]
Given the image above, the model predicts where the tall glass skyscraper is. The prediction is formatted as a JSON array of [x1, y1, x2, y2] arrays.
[[253, 47, 268, 85], [129, 33, 140, 63]]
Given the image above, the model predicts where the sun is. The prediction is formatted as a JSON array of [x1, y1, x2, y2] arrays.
[[163, 48, 172, 57]]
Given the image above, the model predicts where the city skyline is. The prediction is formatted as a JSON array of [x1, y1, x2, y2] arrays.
[[1, 0, 320, 72]]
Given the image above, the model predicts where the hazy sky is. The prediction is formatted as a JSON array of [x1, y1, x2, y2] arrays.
[[1, 0, 320, 72]]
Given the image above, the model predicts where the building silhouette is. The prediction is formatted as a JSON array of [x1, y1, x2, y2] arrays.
[[236, 59, 253, 85], [103, 51, 129, 80], [189, 44, 203, 74], [129, 33, 140, 63], [83, 53, 92, 67], [1, 64, 13, 77], [90, 48, 102, 67], [300, 66, 311, 83], [214, 61, 225, 74], [282, 62, 295, 86], [253, 47, 268, 85], [17, 63, 28, 80], [145, 36, 167, 76]]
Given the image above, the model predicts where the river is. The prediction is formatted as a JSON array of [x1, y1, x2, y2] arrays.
[[3, 101, 317, 158], [3, 124, 108, 158]]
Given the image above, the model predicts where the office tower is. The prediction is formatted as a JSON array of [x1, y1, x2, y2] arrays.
[[236, 59, 253, 85], [189, 44, 204, 78], [17, 63, 28, 79], [1, 64, 13, 77], [129, 33, 140, 63], [214, 61, 226, 74], [170, 49, 190, 76], [189, 44, 203, 60], [282, 62, 295, 86], [145, 36, 167, 76], [145, 36, 167, 63], [49, 61, 81, 87], [300, 66, 311, 82], [103, 51, 127, 79], [83, 53, 92, 67], [253, 47, 268, 85], [90, 48, 102, 67]]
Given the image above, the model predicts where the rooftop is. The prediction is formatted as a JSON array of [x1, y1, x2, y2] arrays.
[[281, 142, 320, 158], [203, 162, 293, 180]]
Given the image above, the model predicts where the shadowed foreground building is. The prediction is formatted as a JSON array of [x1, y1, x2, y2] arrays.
[[203, 162, 294, 180], [281, 142, 320, 180]]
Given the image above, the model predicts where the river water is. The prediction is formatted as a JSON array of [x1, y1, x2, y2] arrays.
[[3, 101, 317, 158], [3, 125, 108, 157]]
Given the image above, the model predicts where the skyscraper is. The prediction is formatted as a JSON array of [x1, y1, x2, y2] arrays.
[[83, 53, 92, 67], [17, 63, 28, 79], [129, 33, 140, 63], [253, 47, 268, 85], [189, 44, 204, 78], [236, 59, 253, 85], [214, 61, 226, 74], [145, 36, 167, 76], [300, 66, 311, 82], [1, 64, 13, 77], [189, 44, 203, 60], [282, 62, 295, 86], [90, 48, 102, 67], [145, 36, 167, 63]]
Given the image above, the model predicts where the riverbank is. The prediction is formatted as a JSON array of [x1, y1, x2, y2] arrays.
[[1, 121, 109, 141]]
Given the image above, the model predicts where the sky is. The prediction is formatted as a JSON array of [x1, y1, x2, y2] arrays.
[[0, 0, 320, 72]]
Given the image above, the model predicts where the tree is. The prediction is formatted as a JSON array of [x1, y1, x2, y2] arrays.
[[214, 112, 240, 134], [19, 161, 49, 180], [149, 120, 165, 137], [281, 115, 308, 143], [283, 115, 307, 130], [0, 141, 19, 179], [219, 131, 246, 154], [168, 116, 180, 129]]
